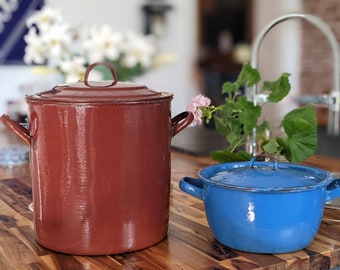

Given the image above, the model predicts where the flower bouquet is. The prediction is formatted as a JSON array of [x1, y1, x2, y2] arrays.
[[24, 6, 174, 82]]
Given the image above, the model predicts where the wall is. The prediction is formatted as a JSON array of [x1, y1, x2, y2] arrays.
[[251, 0, 303, 127], [0, 0, 198, 117], [300, 1, 339, 97]]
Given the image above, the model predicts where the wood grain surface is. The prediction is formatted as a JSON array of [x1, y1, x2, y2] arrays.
[[0, 150, 340, 269]]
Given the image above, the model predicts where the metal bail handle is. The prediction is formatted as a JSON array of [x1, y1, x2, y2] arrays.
[[84, 62, 118, 87], [249, 153, 279, 170]]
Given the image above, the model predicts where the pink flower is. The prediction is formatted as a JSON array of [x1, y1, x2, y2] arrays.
[[191, 94, 211, 107], [187, 94, 211, 126]]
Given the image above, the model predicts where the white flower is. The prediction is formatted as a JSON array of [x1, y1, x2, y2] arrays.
[[59, 57, 87, 83], [82, 25, 123, 63], [26, 6, 63, 32], [23, 6, 172, 82], [40, 24, 73, 59], [121, 32, 156, 68], [24, 27, 47, 64], [24, 7, 73, 66]]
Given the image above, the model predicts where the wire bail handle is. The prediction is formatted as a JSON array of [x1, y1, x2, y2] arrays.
[[249, 153, 279, 170]]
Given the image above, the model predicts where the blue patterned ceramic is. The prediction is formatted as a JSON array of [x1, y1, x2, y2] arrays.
[[0, 145, 29, 165]]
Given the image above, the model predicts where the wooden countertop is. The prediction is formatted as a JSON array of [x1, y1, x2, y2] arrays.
[[1, 132, 340, 269]]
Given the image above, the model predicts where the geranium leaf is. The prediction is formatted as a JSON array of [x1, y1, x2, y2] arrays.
[[211, 150, 252, 163], [261, 139, 281, 155], [237, 63, 261, 87], [263, 72, 291, 102], [222, 82, 236, 94], [222, 63, 261, 94], [236, 96, 261, 133], [277, 118, 318, 162], [281, 106, 317, 129], [213, 115, 228, 136]]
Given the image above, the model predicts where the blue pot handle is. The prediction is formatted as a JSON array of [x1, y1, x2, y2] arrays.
[[179, 177, 204, 200], [326, 178, 340, 201]]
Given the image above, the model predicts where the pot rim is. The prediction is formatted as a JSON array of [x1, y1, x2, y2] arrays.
[[25, 93, 173, 105], [198, 161, 334, 193], [25, 86, 173, 104], [25, 63, 174, 104]]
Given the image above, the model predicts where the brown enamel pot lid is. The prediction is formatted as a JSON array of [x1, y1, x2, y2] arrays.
[[26, 62, 173, 104]]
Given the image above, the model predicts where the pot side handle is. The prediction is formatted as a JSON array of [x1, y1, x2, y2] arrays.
[[0, 114, 31, 145], [171, 111, 194, 137], [179, 177, 204, 200], [326, 178, 340, 201]]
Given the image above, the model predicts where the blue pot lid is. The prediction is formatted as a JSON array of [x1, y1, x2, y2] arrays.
[[199, 159, 333, 192]]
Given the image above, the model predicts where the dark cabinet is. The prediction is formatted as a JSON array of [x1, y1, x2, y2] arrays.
[[197, 0, 252, 105]]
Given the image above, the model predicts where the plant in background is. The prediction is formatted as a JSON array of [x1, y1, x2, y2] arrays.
[[188, 63, 318, 163], [24, 6, 175, 82]]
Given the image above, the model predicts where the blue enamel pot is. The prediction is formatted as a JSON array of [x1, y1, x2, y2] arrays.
[[179, 158, 340, 254]]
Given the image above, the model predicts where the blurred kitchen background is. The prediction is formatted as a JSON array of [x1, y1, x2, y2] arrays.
[[1, 0, 339, 156]]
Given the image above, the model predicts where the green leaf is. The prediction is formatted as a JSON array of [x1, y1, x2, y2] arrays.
[[213, 115, 228, 136], [261, 139, 281, 155], [263, 72, 291, 102], [277, 118, 318, 162], [278, 106, 317, 162], [221, 63, 261, 94], [222, 82, 236, 94], [237, 63, 261, 87], [236, 97, 261, 134], [281, 106, 317, 129], [256, 120, 270, 139], [238, 151, 253, 161], [211, 150, 252, 163]]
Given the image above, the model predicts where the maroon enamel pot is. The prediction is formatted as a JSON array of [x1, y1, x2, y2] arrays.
[[0, 62, 193, 255]]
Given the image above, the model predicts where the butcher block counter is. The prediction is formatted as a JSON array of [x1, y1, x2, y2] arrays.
[[1, 130, 340, 269]]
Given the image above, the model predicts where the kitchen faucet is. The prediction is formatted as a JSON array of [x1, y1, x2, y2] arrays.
[[247, 13, 340, 155]]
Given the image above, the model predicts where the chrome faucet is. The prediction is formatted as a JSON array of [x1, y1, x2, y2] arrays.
[[247, 13, 340, 155]]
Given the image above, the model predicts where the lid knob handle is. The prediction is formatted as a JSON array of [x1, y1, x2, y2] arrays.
[[84, 62, 118, 87], [249, 153, 279, 170]]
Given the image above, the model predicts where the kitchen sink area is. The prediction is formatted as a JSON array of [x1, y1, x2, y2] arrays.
[[172, 125, 340, 159], [316, 126, 340, 158]]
